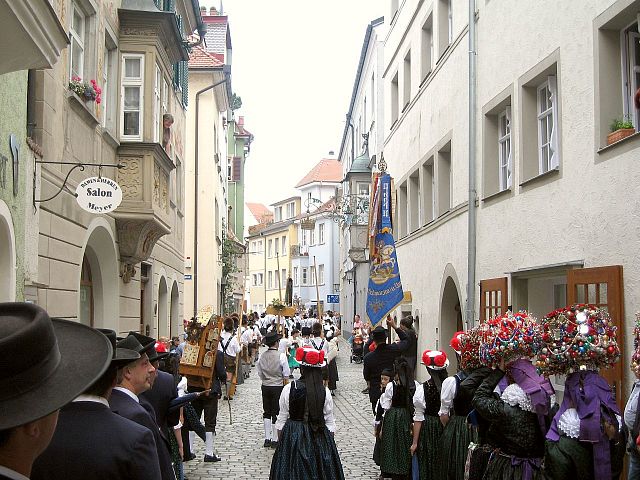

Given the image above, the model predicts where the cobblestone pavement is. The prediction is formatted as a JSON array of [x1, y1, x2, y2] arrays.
[[184, 337, 379, 480]]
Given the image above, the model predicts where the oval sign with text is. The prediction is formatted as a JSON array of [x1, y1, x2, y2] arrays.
[[76, 176, 122, 214]]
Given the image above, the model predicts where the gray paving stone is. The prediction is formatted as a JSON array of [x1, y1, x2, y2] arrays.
[[184, 338, 379, 480]]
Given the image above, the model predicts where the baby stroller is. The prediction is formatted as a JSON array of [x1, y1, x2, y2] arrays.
[[351, 334, 364, 363]]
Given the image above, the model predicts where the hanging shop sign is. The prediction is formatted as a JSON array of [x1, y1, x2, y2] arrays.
[[76, 176, 122, 214]]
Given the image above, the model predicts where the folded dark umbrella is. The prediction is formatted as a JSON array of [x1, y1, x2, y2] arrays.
[[167, 393, 199, 413], [183, 403, 206, 441]]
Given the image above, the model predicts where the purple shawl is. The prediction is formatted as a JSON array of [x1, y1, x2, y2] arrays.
[[547, 370, 620, 480], [507, 359, 555, 433]]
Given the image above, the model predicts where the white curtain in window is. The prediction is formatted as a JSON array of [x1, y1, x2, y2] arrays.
[[548, 75, 559, 169], [505, 106, 512, 188]]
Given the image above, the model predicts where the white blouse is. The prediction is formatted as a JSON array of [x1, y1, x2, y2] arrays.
[[439, 376, 457, 416], [274, 381, 336, 433], [218, 331, 241, 356], [380, 380, 421, 412]]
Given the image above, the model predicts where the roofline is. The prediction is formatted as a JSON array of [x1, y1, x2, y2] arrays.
[[295, 179, 342, 189], [246, 218, 296, 237], [270, 196, 301, 207], [338, 16, 384, 161]]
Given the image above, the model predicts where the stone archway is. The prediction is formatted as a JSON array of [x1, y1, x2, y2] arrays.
[[158, 276, 168, 338], [170, 281, 180, 337], [440, 266, 464, 372], [0, 200, 16, 302], [79, 219, 119, 329]]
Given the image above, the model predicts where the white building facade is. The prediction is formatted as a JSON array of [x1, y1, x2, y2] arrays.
[[337, 17, 386, 337], [384, 0, 640, 400]]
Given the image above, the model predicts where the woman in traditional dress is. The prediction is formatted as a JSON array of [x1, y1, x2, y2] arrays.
[[472, 358, 554, 480], [270, 346, 345, 480], [327, 329, 340, 395], [540, 306, 624, 480], [378, 356, 416, 479], [412, 349, 448, 480], [437, 332, 487, 480]]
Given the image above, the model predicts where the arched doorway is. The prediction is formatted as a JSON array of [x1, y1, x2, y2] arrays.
[[440, 275, 463, 372], [158, 276, 168, 338], [0, 200, 16, 302], [79, 256, 94, 326], [170, 281, 180, 337], [79, 220, 119, 329]]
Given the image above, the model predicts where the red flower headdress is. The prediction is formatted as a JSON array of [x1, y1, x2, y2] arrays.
[[536, 304, 620, 376], [478, 311, 541, 368]]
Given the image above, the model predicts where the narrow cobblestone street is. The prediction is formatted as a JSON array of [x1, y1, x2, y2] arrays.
[[184, 337, 379, 480]]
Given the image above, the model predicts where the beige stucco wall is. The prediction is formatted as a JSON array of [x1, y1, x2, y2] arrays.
[[183, 70, 228, 318], [31, 0, 186, 337]]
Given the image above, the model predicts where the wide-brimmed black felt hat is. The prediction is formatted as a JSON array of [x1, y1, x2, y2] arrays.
[[0, 302, 112, 430], [371, 325, 387, 342], [264, 330, 281, 345], [97, 329, 139, 366], [118, 332, 156, 358]]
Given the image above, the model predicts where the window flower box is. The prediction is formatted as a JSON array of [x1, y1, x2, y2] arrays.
[[607, 128, 636, 145]]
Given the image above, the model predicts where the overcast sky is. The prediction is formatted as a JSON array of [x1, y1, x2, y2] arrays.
[[201, 0, 385, 207]]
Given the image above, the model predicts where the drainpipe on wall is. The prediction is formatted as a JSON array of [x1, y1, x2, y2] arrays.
[[466, 0, 478, 327], [193, 66, 230, 318]]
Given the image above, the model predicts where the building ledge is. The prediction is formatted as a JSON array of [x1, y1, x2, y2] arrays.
[[0, 0, 69, 75], [67, 91, 100, 127], [597, 130, 640, 154]]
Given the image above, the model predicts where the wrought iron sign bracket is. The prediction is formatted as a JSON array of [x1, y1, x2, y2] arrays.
[[33, 160, 123, 208]]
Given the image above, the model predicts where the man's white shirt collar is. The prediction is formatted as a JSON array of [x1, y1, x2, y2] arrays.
[[0, 465, 29, 480], [113, 386, 139, 403], [72, 394, 110, 407]]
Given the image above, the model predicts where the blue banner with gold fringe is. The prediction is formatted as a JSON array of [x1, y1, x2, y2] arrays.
[[366, 173, 404, 327]]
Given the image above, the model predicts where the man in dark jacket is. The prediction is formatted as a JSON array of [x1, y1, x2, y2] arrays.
[[363, 316, 409, 414], [140, 347, 180, 433], [110, 334, 176, 480], [399, 316, 418, 379], [32, 330, 161, 480]]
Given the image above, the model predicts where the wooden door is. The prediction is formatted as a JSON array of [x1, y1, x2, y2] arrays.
[[567, 265, 624, 408], [479, 277, 508, 322]]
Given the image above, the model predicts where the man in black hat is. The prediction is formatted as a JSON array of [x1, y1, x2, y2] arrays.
[[0, 303, 112, 480], [110, 333, 176, 480], [257, 330, 290, 448], [31, 330, 162, 480], [362, 316, 409, 414]]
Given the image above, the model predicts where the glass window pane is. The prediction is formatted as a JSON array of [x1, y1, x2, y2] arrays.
[[125, 58, 141, 78], [72, 40, 83, 78], [124, 112, 140, 135], [124, 87, 140, 109], [73, 9, 83, 37]]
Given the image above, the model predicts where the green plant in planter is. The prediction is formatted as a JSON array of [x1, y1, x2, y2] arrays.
[[610, 117, 634, 132]]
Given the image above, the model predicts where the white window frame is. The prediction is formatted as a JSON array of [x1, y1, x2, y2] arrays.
[[302, 268, 308, 285], [536, 76, 559, 174], [498, 107, 512, 190], [318, 264, 325, 285], [293, 267, 299, 286], [310, 266, 316, 286], [447, 0, 453, 45], [268, 239, 273, 258], [153, 64, 161, 143], [275, 206, 282, 222], [318, 223, 325, 244], [120, 53, 145, 141], [258, 273, 263, 286], [282, 268, 287, 284], [257, 240, 263, 253], [252, 274, 258, 287], [268, 271, 273, 289], [275, 238, 280, 257], [69, 3, 85, 81], [301, 229, 307, 247], [622, 24, 640, 130], [281, 235, 287, 256], [310, 227, 316, 246]]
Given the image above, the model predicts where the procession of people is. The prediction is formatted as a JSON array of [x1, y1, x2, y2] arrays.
[[4, 300, 640, 480]]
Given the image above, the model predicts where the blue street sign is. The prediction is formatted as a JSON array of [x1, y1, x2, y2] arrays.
[[326, 294, 339, 304]]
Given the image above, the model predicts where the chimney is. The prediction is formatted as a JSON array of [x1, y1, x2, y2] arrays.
[[210, 6, 219, 15]]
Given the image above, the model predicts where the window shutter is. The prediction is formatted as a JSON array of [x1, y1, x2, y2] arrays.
[[232, 157, 241, 181], [173, 62, 179, 88], [505, 106, 512, 188], [548, 75, 559, 169], [164, 0, 175, 12], [153, 0, 162, 9], [181, 60, 189, 106]]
